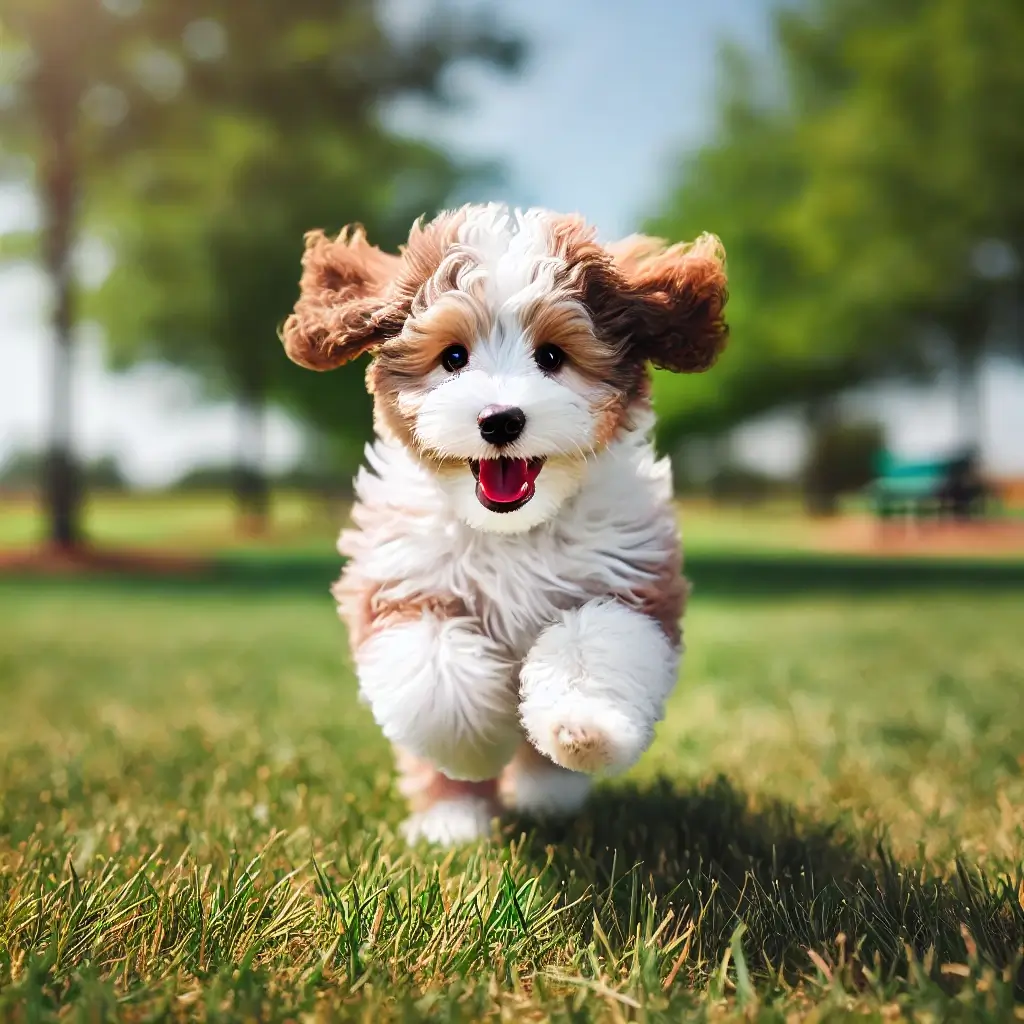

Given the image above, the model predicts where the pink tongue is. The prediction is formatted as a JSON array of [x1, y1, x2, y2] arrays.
[[478, 458, 530, 503]]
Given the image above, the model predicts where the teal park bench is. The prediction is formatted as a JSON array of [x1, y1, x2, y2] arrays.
[[871, 450, 990, 521]]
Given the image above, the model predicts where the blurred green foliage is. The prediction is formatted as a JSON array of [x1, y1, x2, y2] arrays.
[[0, 0, 520, 534], [0, 0, 196, 544], [648, 0, 1023, 450], [0, 449, 126, 493], [87, 1, 522, 496], [802, 418, 885, 515], [3, 0, 1022, 521]]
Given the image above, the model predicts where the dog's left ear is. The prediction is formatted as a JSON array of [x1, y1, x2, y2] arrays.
[[606, 233, 729, 373]]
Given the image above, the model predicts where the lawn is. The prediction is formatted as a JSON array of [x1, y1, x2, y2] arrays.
[[0, 503, 1023, 1020]]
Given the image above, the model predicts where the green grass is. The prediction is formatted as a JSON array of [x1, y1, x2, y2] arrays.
[[0, 490, 898, 556], [2, 490, 1021, 560], [0, 492, 337, 552], [0, 532, 1023, 1018]]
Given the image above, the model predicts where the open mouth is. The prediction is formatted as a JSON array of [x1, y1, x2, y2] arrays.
[[469, 457, 545, 513]]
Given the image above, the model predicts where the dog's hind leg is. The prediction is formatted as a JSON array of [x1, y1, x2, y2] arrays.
[[394, 747, 500, 846], [499, 741, 591, 817]]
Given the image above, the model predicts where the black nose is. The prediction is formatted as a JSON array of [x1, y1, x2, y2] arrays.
[[478, 406, 526, 447]]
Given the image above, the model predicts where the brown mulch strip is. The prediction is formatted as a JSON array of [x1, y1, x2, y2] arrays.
[[818, 516, 1024, 557], [0, 545, 213, 577]]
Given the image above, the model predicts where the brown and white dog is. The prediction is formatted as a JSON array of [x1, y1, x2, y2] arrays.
[[282, 203, 727, 845]]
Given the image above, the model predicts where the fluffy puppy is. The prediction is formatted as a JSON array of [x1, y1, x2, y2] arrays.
[[282, 203, 727, 845]]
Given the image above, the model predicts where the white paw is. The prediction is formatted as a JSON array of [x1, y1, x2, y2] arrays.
[[506, 757, 592, 817], [400, 798, 495, 846], [522, 694, 650, 773], [519, 600, 679, 775]]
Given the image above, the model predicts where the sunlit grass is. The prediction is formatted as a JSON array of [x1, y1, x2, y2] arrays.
[[0, 544, 1022, 1019], [0, 491, 338, 552]]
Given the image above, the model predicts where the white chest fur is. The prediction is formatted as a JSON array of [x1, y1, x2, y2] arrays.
[[340, 422, 680, 659]]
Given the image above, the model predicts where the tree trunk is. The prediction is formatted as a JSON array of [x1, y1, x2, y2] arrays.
[[953, 347, 984, 456], [234, 376, 270, 536], [42, 114, 81, 551], [946, 297, 991, 458], [802, 396, 840, 517]]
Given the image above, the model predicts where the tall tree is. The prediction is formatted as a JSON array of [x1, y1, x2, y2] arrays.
[[1, 0, 519, 541], [782, 0, 1024, 449], [646, 0, 1023, 454], [0, 0, 194, 548], [91, 2, 519, 528]]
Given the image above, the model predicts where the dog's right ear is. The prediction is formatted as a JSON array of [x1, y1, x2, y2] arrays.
[[281, 227, 403, 371]]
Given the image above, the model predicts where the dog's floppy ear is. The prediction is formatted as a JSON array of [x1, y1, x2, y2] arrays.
[[281, 226, 403, 371], [607, 233, 729, 373]]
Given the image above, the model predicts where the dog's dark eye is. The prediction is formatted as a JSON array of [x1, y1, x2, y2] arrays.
[[440, 344, 469, 372], [534, 343, 565, 372]]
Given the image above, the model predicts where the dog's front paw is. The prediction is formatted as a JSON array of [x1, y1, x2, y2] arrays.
[[521, 691, 650, 773], [552, 722, 620, 773], [400, 797, 495, 846], [518, 600, 679, 775]]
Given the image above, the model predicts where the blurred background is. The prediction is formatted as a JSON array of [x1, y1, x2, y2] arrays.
[[1, 0, 1022, 558]]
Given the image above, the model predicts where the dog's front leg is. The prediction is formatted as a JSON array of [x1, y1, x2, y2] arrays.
[[519, 600, 680, 774], [355, 613, 521, 784]]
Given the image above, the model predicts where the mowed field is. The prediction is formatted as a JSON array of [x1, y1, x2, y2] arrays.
[[0, 494, 1023, 1020]]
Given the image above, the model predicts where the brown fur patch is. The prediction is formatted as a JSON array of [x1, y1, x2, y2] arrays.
[[540, 217, 647, 446], [589, 389, 630, 448], [546, 216, 639, 367], [520, 295, 617, 379], [544, 215, 729, 378], [549, 724, 613, 773], [365, 211, 488, 457], [372, 591, 468, 633], [377, 294, 490, 380], [625, 550, 689, 647], [333, 564, 468, 652], [394, 210, 469, 310]]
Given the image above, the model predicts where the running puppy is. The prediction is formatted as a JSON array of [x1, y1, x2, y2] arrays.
[[282, 204, 728, 844]]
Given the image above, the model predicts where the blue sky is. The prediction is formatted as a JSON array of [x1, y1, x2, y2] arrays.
[[1, 0, 1022, 485], [382, 0, 778, 237]]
